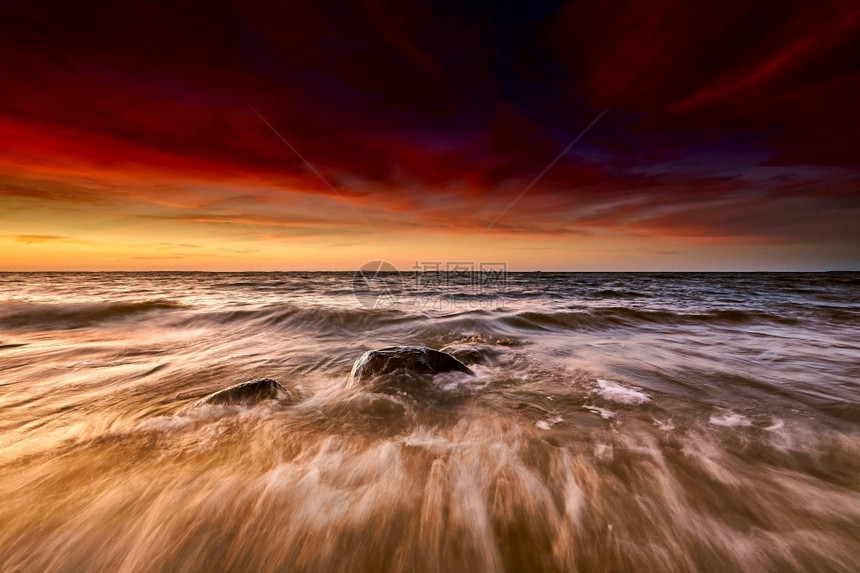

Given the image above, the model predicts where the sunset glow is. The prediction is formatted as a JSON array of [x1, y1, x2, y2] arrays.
[[2, 1, 858, 270]]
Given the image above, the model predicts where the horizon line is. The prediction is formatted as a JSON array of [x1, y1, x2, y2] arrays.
[[0, 269, 856, 274]]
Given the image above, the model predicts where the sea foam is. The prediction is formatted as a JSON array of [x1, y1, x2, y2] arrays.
[[709, 411, 752, 428], [596, 379, 651, 404]]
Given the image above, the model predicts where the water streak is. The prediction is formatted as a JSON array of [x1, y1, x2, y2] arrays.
[[0, 272, 858, 572]]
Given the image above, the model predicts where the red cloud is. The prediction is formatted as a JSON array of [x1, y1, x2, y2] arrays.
[[0, 0, 857, 265]]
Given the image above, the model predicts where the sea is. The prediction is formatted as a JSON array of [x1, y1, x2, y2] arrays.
[[0, 271, 858, 572]]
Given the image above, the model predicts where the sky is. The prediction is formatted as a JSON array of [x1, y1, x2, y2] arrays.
[[1, 0, 858, 271]]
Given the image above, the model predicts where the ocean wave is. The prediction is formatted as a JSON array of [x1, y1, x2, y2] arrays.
[[501, 306, 802, 332], [592, 289, 650, 299], [0, 300, 183, 330], [0, 297, 837, 338], [167, 303, 413, 335]]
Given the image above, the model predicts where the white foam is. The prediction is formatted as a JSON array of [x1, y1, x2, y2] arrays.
[[583, 405, 616, 419], [594, 443, 613, 461], [435, 369, 488, 392], [596, 379, 650, 405], [135, 415, 194, 432], [536, 416, 563, 430], [709, 411, 752, 428], [764, 418, 785, 432], [653, 418, 675, 431]]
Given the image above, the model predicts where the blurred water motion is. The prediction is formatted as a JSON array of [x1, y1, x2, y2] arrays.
[[1, 272, 858, 572]]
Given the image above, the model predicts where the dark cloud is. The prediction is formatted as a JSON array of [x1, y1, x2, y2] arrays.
[[0, 0, 857, 265], [13, 234, 71, 243]]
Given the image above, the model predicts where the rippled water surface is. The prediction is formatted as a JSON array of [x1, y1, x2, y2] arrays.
[[1, 272, 858, 572]]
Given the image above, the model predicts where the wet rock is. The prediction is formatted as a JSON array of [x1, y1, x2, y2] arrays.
[[347, 346, 474, 403], [347, 346, 476, 403], [348, 346, 473, 390], [194, 377, 295, 406]]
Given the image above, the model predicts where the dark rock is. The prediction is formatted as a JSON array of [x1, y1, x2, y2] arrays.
[[348, 346, 474, 388], [347, 346, 475, 404], [194, 378, 295, 406]]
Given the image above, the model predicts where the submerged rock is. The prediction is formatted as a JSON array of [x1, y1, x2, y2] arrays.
[[194, 377, 295, 407], [348, 346, 474, 392]]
